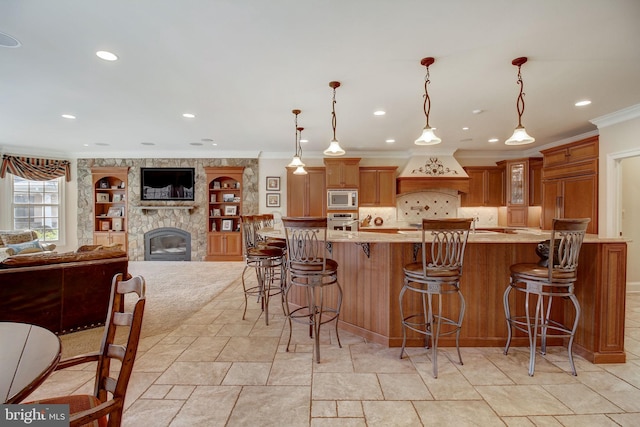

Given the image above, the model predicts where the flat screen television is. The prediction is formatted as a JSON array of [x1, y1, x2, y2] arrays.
[[140, 167, 195, 201]]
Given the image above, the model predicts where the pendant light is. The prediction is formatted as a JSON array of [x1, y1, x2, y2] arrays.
[[415, 57, 441, 145], [287, 109, 306, 170], [323, 81, 346, 156], [293, 126, 307, 175], [505, 57, 535, 145]]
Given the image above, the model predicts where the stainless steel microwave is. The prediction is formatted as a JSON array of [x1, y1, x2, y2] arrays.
[[327, 189, 358, 210]]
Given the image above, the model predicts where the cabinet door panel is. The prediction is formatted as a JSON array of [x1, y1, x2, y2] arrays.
[[562, 175, 597, 234], [287, 171, 307, 216], [486, 168, 505, 206], [542, 181, 561, 230], [308, 169, 326, 216], [461, 169, 486, 206], [377, 169, 396, 206], [359, 169, 378, 206]]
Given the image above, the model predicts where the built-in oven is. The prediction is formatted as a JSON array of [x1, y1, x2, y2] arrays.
[[327, 212, 359, 231], [327, 189, 358, 211]]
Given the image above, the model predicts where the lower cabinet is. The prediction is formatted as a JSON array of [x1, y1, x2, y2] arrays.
[[94, 231, 127, 247], [206, 232, 243, 261]]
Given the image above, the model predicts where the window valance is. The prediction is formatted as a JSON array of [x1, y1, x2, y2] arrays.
[[0, 154, 71, 182]]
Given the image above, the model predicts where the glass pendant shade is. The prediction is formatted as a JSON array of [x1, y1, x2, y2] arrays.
[[505, 125, 535, 145], [414, 126, 442, 145], [293, 165, 308, 175], [323, 138, 346, 156], [287, 155, 305, 168]]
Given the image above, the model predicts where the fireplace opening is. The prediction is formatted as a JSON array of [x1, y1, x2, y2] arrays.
[[144, 227, 191, 261]]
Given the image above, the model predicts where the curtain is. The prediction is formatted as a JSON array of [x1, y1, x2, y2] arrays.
[[0, 154, 71, 182]]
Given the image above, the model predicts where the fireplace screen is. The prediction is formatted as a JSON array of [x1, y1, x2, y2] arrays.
[[144, 227, 191, 261]]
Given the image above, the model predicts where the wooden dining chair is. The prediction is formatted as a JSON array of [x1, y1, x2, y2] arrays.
[[27, 273, 146, 427]]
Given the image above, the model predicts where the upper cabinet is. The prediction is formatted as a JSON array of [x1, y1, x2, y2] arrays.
[[324, 158, 360, 188], [540, 136, 598, 234], [460, 166, 505, 207], [91, 167, 129, 251], [287, 167, 326, 217], [359, 166, 397, 207]]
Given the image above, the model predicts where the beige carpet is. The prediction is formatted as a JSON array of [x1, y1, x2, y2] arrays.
[[60, 260, 244, 357]]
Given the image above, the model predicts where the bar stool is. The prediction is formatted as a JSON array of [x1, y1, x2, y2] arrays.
[[399, 218, 473, 378], [504, 218, 590, 376], [282, 217, 343, 363], [240, 215, 285, 325]]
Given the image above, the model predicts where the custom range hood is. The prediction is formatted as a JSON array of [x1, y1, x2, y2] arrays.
[[396, 151, 470, 195]]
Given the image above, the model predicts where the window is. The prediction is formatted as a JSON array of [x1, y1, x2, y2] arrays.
[[11, 175, 62, 242]]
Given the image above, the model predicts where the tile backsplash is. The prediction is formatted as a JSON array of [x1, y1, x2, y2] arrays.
[[397, 190, 459, 223]]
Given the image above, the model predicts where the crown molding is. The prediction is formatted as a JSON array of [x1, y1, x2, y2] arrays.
[[590, 103, 640, 128]]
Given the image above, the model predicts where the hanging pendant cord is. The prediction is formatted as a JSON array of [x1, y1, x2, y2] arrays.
[[515, 65, 526, 127], [331, 87, 338, 140], [423, 67, 432, 128]]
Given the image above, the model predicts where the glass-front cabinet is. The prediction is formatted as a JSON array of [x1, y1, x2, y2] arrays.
[[500, 158, 542, 227]]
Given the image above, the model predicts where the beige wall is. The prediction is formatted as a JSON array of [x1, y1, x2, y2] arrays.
[[622, 156, 640, 287]]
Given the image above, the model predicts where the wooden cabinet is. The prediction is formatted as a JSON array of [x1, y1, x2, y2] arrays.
[[92, 167, 128, 251], [324, 158, 360, 188], [497, 158, 542, 227], [287, 167, 326, 216], [359, 167, 397, 207], [205, 166, 244, 261], [541, 136, 598, 233], [460, 166, 505, 207]]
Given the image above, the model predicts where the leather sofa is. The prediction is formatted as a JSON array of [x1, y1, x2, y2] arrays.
[[0, 248, 128, 334]]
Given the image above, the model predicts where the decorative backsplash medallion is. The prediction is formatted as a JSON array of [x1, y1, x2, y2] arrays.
[[397, 189, 459, 223]]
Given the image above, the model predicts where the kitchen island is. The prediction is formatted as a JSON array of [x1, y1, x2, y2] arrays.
[[263, 228, 627, 364]]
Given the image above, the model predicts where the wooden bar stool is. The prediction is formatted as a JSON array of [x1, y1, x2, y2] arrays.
[[240, 215, 285, 325], [399, 218, 472, 378], [282, 217, 343, 363], [504, 218, 590, 376]]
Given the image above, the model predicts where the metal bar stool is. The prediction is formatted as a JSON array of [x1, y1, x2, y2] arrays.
[[504, 218, 590, 376], [240, 215, 285, 325], [282, 217, 343, 363], [399, 218, 472, 378]]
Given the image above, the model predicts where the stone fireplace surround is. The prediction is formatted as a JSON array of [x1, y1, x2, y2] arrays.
[[77, 158, 258, 261]]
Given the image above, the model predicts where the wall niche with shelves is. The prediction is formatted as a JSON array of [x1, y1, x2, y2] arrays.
[[91, 166, 129, 250], [205, 166, 244, 261]]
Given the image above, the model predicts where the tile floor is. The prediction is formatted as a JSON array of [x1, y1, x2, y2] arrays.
[[29, 264, 640, 426]]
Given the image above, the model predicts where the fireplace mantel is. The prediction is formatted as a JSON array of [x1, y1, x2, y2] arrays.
[[135, 205, 196, 214]]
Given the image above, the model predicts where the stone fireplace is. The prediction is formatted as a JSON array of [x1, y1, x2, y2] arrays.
[[144, 227, 191, 261]]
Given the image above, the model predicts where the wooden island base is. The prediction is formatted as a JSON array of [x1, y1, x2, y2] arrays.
[[287, 239, 627, 364]]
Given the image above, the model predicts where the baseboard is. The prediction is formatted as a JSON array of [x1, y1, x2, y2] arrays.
[[627, 281, 640, 293]]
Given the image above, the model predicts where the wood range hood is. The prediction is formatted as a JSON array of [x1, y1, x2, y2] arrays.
[[396, 176, 470, 195], [395, 154, 470, 195]]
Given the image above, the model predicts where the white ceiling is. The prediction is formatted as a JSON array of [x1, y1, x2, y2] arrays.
[[1, 0, 639, 159]]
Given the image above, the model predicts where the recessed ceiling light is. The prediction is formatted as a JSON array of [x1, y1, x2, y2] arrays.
[[575, 100, 591, 107], [212, 143, 218, 146], [141, 142, 155, 146], [0, 31, 21, 48], [385, 139, 395, 144], [462, 127, 469, 130], [96, 50, 118, 61], [61, 114, 76, 119], [374, 110, 386, 116], [95, 143, 110, 146], [83, 144, 89, 147], [300, 139, 308, 143], [189, 142, 203, 146], [488, 138, 499, 143], [182, 113, 195, 118], [472, 109, 484, 115]]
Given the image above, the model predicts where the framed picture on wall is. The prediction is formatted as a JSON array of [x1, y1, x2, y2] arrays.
[[266, 176, 280, 191], [221, 219, 233, 231], [266, 193, 280, 207]]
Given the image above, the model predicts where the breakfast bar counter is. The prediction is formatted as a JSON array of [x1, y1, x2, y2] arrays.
[[263, 228, 627, 364]]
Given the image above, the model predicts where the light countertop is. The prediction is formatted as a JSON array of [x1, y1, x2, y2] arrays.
[[262, 228, 621, 244]]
